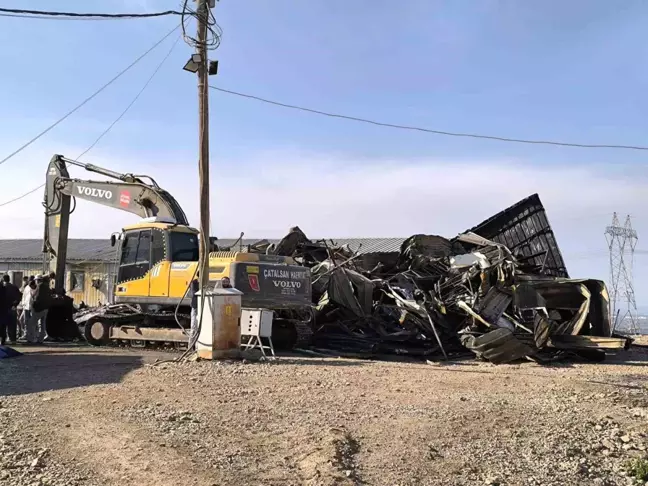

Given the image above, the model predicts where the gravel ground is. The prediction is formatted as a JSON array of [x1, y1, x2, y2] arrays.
[[1, 343, 648, 486]]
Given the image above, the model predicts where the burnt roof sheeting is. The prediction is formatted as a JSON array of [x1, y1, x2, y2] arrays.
[[466, 193, 569, 278]]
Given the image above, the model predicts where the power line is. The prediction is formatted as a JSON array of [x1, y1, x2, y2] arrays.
[[0, 7, 180, 20], [0, 31, 181, 208], [0, 184, 45, 208], [76, 36, 181, 160], [210, 86, 648, 151], [0, 25, 179, 168], [181, 0, 222, 50]]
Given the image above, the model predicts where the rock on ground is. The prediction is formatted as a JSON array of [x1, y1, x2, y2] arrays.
[[1, 344, 648, 485]]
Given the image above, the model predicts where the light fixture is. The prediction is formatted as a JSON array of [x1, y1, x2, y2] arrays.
[[182, 53, 202, 73], [208, 60, 219, 76]]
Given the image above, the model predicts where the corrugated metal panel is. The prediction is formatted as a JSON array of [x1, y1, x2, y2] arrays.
[[327, 238, 406, 254], [0, 262, 43, 277], [66, 262, 115, 307], [219, 237, 406, 255], [466, 193, 569, 278], [0, 239, 114, 262], [0, 262, 114, 307]]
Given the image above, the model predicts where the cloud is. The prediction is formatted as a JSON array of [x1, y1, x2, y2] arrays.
[[1, 146, 646, 299]]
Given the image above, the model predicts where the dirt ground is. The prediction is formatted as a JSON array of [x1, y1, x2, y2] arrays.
[[2, 343, 648, 486]]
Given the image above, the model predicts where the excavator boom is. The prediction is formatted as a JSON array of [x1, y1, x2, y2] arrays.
[[43, 154, 189, 292]]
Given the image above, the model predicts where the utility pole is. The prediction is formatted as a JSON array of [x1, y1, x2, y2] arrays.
[[196, 0, 210, 301]]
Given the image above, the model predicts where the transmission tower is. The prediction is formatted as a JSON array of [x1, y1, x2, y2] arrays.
[[605, 213, 639, 333]]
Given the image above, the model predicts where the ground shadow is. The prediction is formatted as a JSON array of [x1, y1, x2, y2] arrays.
[[0, 349, 143, 397]]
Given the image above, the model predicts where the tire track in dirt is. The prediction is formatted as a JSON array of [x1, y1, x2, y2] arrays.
[[47, 397, 222, 486]]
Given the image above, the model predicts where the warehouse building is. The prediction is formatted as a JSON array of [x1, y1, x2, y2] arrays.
[[0, 239, 117, 307], [0, 237, 405, 307]]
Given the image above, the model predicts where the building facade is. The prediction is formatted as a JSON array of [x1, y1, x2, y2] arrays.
[[0, 239, 117, 307]]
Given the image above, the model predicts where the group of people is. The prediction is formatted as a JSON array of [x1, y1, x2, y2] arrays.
[[0, 273, 56, 346], [2, 271, 235, 348]]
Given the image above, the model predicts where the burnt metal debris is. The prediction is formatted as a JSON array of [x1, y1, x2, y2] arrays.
[[250, 193, 632, 364]]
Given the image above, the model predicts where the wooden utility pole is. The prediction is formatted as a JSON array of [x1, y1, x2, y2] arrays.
[[196, 0, 210, 298]]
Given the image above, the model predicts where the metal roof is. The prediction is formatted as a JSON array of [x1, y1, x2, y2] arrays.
[[0, 237, 407, 263], [0, 239, 115, 263], [218, 237, 406, 255]]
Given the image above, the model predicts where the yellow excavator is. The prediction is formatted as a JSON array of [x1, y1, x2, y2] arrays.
[[43, 154, 312, 348]]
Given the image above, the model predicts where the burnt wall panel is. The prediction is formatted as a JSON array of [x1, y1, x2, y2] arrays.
[[466, 194, 569, 278]]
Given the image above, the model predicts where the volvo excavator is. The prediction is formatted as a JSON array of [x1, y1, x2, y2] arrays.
[[43, 154, 313, 349]]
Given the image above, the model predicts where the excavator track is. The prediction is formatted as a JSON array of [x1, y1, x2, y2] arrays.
[[79, 304, 315, 353], [80, 305, 192, 350]]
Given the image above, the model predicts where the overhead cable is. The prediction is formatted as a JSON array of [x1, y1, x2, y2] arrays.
[[0, 32, 180, 208], [0, 184, 45, 208], [0, 25, 179, 168], [76, 35, 182, 160], [0, 7, 181, 20], [181, 0, 222, 50], [210, 86, 648, 151]]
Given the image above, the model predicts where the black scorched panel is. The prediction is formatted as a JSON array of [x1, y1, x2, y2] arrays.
[[466, 193, 569, 278]]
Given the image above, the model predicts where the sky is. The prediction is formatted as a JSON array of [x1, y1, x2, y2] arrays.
[[0, 0, 646, 308]]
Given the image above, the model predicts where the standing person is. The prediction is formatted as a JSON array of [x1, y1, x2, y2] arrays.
[[28, 275, 52, 344], [0, 279, 8, 346], [189, 273, 200, 349], [2, 275, 21, 345], [20, 276, 29, 291], [19, 279, 36, 340]]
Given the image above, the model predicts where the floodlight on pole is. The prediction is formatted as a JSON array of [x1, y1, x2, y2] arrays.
[[183, 53, 202, 73]]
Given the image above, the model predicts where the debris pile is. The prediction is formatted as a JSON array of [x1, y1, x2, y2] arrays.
[[253, 194, 631, 364]]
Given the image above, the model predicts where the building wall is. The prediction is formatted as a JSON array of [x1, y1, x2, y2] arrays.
[[66, 262, 117, 307], [0, 261, 117, 307], [0, 262, 43, 283]]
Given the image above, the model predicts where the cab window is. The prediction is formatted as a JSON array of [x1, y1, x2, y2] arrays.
[[170, 232, 199, 262]]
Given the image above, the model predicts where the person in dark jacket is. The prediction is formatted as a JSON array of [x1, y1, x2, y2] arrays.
[[46, 289, 82, 342], [2, 275, 21, 345], [27, 275, 53, 344], [0, 282, 8, 346]]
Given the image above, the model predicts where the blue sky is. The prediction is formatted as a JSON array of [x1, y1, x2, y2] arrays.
[[0, 0, 647, 310]]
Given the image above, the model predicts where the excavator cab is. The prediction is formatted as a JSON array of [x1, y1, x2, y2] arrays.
[[112, 221, 199, 309]]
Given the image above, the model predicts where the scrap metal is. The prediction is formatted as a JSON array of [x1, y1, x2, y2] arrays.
[[253, 193, 631, 364]]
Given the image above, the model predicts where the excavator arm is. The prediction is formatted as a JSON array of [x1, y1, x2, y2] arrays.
[[43, 154, 189, 292]]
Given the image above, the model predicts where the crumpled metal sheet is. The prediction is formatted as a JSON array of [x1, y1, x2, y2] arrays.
[[461, 328, 534, 364], [257, 194, 624, 364]]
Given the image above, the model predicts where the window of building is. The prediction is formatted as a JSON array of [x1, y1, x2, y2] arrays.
[[70, 271, 85, 291]]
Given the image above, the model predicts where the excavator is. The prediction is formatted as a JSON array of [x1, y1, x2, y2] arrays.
[[43, 154, 313, 349]]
